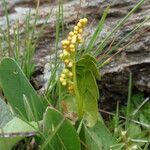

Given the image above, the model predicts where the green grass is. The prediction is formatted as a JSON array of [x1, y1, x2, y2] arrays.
[[0, 0, 150, 149], [93, 0, 145, 57], [1, 0, 52, 79]]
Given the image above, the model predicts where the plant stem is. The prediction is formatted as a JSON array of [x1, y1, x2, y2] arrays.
[[72, 54, 83, 119]]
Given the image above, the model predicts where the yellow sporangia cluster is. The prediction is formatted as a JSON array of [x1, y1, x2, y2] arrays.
[[59, 18, 88, 93]]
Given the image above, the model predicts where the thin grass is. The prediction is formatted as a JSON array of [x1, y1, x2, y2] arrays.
[[0, 0, 149, 149], [1, 0, 53, 79], [55, 4, 61, 67], [23, 9, 33, 78], [45, 63, 60, 96], [98, 25, 150, 69], [60, 0, 64, 39], [97, 16, 150, 66], [3, 0, 12, 57], [103, 16, 150, 57], [144, 136, 150, 150], [84, 6, 109, 54], [125, 72, 132, 129], [93, 0, 145, 57], [77, 119, 83, 134], [99, 109, 150, 128], [45, 0, 65, 104], [132, 97, 150, 117], [55, 0, 64, 66], [13, 21, 21, 64], [22, 0, 40, 78], [113, 101, 119, 136]]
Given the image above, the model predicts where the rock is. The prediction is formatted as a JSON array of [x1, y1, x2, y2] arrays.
[[0, 0, 150, 103]]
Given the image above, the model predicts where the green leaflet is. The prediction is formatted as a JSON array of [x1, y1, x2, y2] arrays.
[[0, 117, 38, 150], [76, 55, 100, 80], [76, 55, 100, 127], [77, 70, 99, 127], [0, 58, 45, 120], [128, 123, 142, 139], [0, 98, 13, 128], [42, 107, 81, 150], [80, 119, 114, 150], [81, 54, 97, 64], [0, 94, 37, 150]]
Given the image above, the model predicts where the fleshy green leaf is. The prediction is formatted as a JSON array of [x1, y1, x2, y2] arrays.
[[128, 123, 141, 138], [76, 55, 100, 127], [77, 70, 99, 127], [76, 54, 100, 80], [85, 7, 109, 54], [42, 107, 81, 150], [82, 54, 97, 64], [0, 98, 13, 128], [80, 119, 114, 150], [0, 58, 45, 120], [0, 117, 38, 150]]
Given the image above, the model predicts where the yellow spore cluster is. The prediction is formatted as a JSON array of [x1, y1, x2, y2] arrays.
[[59, 18, 88, 93]]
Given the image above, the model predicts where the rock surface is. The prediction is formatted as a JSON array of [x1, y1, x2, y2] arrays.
[[0, 0, 150, 104]]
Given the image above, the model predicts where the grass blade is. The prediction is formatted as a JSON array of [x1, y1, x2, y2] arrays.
[[94, 0, 145, 57], [84, 6, 109, 54], [125, 72, 132, 129]]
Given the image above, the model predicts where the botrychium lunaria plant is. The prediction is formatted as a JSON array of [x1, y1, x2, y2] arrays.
[[59, 18, 88, 94]]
